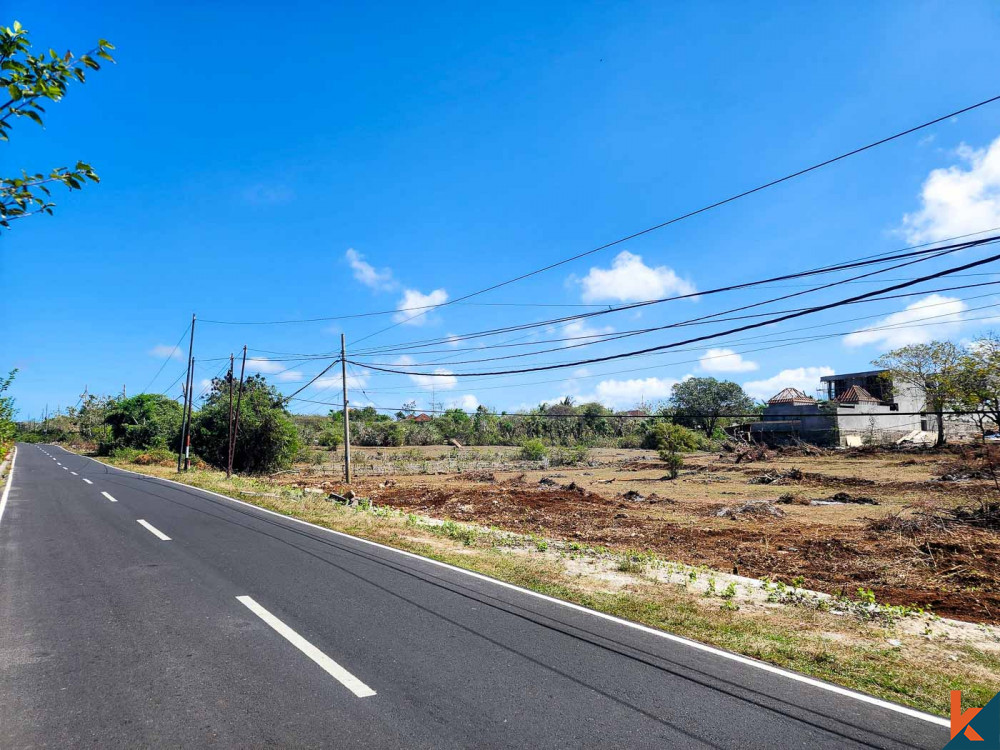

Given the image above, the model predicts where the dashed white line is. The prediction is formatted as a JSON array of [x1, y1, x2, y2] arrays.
[[101, 491, 117, 503], [61, 466, 68, 471], [235, 595, 376, 698], [82, 478, 93, 485], [136, 519, 171, 541], [70, 471, 78, 476]]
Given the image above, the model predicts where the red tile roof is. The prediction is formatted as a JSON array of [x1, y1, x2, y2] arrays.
[[767, 387, 816, 405], [836, 385, 881, 404]]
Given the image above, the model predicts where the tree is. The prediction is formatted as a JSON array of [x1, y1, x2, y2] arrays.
[[0, 369, 17, 451], [955, 332, 1000, 436], [191, 374, 300, 474], [103, 394, 183, 452], [670, 377, 755, 437], [873, 341, 963, 447], [1, 21, 114, 229]]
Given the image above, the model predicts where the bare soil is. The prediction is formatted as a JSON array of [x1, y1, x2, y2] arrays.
[[281, 445, 1000, 623]]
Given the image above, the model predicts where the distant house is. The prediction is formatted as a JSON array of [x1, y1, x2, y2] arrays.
[[618, 409, 648, 418], [748, 369, 979, 446], [408, 413, 433, 423]]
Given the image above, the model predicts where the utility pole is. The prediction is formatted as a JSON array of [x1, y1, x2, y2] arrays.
[[122, 384, 126, 399], [226, 353, 234, 479], [183, 357, 196, 470], [229, 346, 247, 478], [177, 313, 196, 472], [341, 334, 351, 484]]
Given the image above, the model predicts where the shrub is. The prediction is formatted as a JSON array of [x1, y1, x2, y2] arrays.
[[102, 394, 183, 454], [551, 444, 589, 466], [652, 422, 705, 453], [519, 439, 547, 461], [190, 374, 300, 474]]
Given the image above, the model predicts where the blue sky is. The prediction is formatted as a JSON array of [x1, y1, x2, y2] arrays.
[[4, 1, 1000, 418]]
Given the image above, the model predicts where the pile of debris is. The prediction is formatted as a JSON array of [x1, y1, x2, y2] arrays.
[[618, 489, 672, 504], [716, 500, 786, 520], [812, 491, 878, 506], [748, 468, 804, 485]]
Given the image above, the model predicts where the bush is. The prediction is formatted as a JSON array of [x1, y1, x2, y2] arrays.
[[651, 422, 706, 453], [654, 422, 705, 479], [551, 444, 589, 466], [102, 394, 183, 454], [190, 374, 300, 474], [519, 439, 548, 461], [110, 447, 175, 465]]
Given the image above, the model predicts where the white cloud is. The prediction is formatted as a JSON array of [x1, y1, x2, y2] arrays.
[[240, 358, 303, 383], [698, 348, 759, 373], [244, 357, 285, 374], [149, 344, 183, 360], [843, 294, 969, 349], [345, 248, 396, 291], [315, 370, 370, 391], [742, 366, 834, 401], [577, 251, 696, 303], [902, 136, 1000, 243], [445, 333, 462, 347], [394, 288, 448, 325], [394, 355, 457, 390], [556, 319, 615, 347], [572, 376, 681, 410], [448, 394, 479, 411]]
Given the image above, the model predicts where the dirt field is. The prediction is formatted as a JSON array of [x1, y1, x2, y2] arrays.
[[280, 444, 1000, 623]]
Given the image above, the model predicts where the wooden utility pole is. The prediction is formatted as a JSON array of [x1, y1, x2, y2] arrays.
[[177, 313, 197, 471], [341, 334, 351, 484], [183, 357, 196, 470], [229, 346, 247, 478], [226, 353, 235, 478]]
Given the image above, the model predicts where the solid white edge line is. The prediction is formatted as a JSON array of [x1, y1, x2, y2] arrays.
[[0, 446, 17, 526], [82, 478, 93, 485], [84, 452, 946, 726], [100, 491, 117, 503], [236, 595, 376, 698], [136, 519, 171, 541]]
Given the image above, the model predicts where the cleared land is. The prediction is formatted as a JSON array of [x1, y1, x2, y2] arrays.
[[282, 444, 1000, 624]]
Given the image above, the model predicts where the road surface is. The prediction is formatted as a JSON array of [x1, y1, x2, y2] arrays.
[[0, 443, 949, 748]]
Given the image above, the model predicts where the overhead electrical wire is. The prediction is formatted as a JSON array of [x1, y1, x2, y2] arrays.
[[351, 251, 1000, 378], [347, 94, 1000, 345], [350, 234, 1000, 357], [139, 321, 192, 395], [355, 244, 994, 368]]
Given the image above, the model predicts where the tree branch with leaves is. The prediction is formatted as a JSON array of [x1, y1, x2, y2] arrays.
[[1, 20, 113, 229]]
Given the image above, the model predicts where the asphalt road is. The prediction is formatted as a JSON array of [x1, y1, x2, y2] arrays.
[[0, 443, 950, 748]]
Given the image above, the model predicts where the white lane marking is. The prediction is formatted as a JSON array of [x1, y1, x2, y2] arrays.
[[70, 471, 78, 476], [101, 491, 117, 503], [89, 455, 944, 726], [137, 519, 171, 541], [61, 466, 68, 471], [56, 462, 61, 465], [235, 595, 376, 698], [82, 478, 93, 485], [0, 447, 17, 526]]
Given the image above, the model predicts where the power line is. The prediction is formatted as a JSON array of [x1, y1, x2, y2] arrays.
[[285, 397, 997, 421], [140, 321, 192, 395], [351, 234, 1000, 357], [348, 94, 1000, 344], [352, 252, 1000, 378]]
